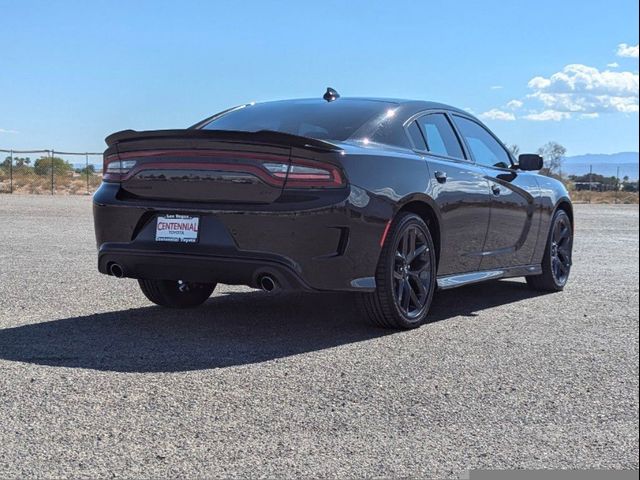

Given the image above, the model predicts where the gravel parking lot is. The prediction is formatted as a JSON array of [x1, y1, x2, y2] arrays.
[[0, 195, 638, 478]]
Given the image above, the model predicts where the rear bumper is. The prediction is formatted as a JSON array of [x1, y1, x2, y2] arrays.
[[98, 245, 312, 290], [93, 182, 392, 292]]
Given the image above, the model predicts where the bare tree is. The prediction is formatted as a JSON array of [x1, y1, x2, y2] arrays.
[[537, 141, 567, 177], [507, 144, 520, 158]]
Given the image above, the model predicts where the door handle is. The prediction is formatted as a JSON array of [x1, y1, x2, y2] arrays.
[[434, 171, 447, 183], [491, 185, 501, 196]]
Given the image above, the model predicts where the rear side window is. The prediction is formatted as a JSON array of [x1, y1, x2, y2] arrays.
[[407, 121, 427, 150], [416, 114, 465, 159], [452, 115, 512, 169]]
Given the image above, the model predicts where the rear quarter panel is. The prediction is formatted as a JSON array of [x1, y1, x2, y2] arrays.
[[339, 145, 431, 214], [338, 145, 436, 273]]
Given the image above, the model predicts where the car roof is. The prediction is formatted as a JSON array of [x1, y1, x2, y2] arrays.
[[260, 97, 471, 117], [197, 97, 479, 150]]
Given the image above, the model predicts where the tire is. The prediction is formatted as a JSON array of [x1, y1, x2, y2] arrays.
[[360, 212, 437, 329], [138, 279, 216, 308], [526, 209, 573, 292]]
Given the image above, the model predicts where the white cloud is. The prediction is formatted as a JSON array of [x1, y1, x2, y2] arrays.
[[506, 99, 523, 110], [526, 63, 639, 116], [490, 85, 503, 90], [479, 109, 516, 121], [475, 44, 639, 122], [616, 43, 639, 58], [523, 110, 571, 121], [0, 128, 18, 134]]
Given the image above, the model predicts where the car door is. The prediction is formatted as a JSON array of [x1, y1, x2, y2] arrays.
[[408, 113, 492, 275], [450, 114, 541, 270]]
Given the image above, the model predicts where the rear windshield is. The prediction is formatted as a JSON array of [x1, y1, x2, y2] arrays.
[[200, 99, 387, 142]]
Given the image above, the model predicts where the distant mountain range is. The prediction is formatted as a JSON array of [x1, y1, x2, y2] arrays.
[[562, 152, 639, 180]]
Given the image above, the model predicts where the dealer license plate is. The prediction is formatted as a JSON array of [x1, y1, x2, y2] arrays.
[[155, 215, 199, 243]]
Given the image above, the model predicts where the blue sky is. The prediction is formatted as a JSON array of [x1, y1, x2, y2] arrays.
[[1, 0, 638, 156]]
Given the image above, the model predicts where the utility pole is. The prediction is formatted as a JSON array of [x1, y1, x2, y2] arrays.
[[615, 166, 620, 204], [589, 165, 593, 203], [85, 153, 89, 195], [9, 149, 13, 194], [50, 149, 54, 195]]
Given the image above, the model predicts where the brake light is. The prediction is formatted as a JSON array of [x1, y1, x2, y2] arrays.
[[264, 159, 344, 188], [101, 150, 344, 188], [103, 155, 137, 182]]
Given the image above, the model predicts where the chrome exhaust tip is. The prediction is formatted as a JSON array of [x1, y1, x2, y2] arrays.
[[258, 275, 278, 292], [108, 263, 125, 278]]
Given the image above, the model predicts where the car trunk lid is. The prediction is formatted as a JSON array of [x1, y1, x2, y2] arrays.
[[103, 129, 341, 204]]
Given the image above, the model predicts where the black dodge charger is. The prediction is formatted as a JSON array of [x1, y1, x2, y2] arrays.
[[93, 89, 573, 329]]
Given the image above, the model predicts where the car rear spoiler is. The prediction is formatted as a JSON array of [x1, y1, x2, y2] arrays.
[[105, 129, 342, 153]]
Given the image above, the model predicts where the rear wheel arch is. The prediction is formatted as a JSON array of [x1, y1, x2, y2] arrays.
[[361, 211, 437, 329], [395, 198, 441, 270]]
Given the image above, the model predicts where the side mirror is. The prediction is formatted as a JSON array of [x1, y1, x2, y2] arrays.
[[518, 154, 543, 171]]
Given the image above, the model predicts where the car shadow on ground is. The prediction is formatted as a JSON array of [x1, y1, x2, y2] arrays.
[[0, 279, 547, 372]]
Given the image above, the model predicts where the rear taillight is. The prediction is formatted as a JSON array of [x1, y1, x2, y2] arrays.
[[101, 150, 345, 188], [103, 155, 137, 182], [264, 158, 344, 188]]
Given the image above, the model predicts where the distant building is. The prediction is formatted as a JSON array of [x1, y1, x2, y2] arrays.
[[574, 182, 603, 192]]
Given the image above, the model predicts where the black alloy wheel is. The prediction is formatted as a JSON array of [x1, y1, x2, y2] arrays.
[[527, 209, 573, 291], [393, 224, 433, 319], [550, 213, 572, 285], [361, 212, 437, 329]]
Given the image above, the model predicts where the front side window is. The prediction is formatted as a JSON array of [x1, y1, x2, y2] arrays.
[[416, 114, 465, 159], [452, 116, 512, 169]]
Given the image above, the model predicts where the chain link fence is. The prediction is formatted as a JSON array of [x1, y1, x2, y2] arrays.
[[0, 149, 102, 194]]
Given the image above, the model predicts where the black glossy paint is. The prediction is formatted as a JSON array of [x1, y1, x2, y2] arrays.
[[93, 98, 572, 292]]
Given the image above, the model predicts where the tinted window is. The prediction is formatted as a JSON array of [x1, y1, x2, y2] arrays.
[[416, 114, 464, 159], [201, 100, 386, 142], [453, 116, 512, 168], [407, 121, 427, 150]]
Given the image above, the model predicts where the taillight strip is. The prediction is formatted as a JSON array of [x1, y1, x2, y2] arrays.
[[103, 149, 346, 189], [122, 161, 286, 187]]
